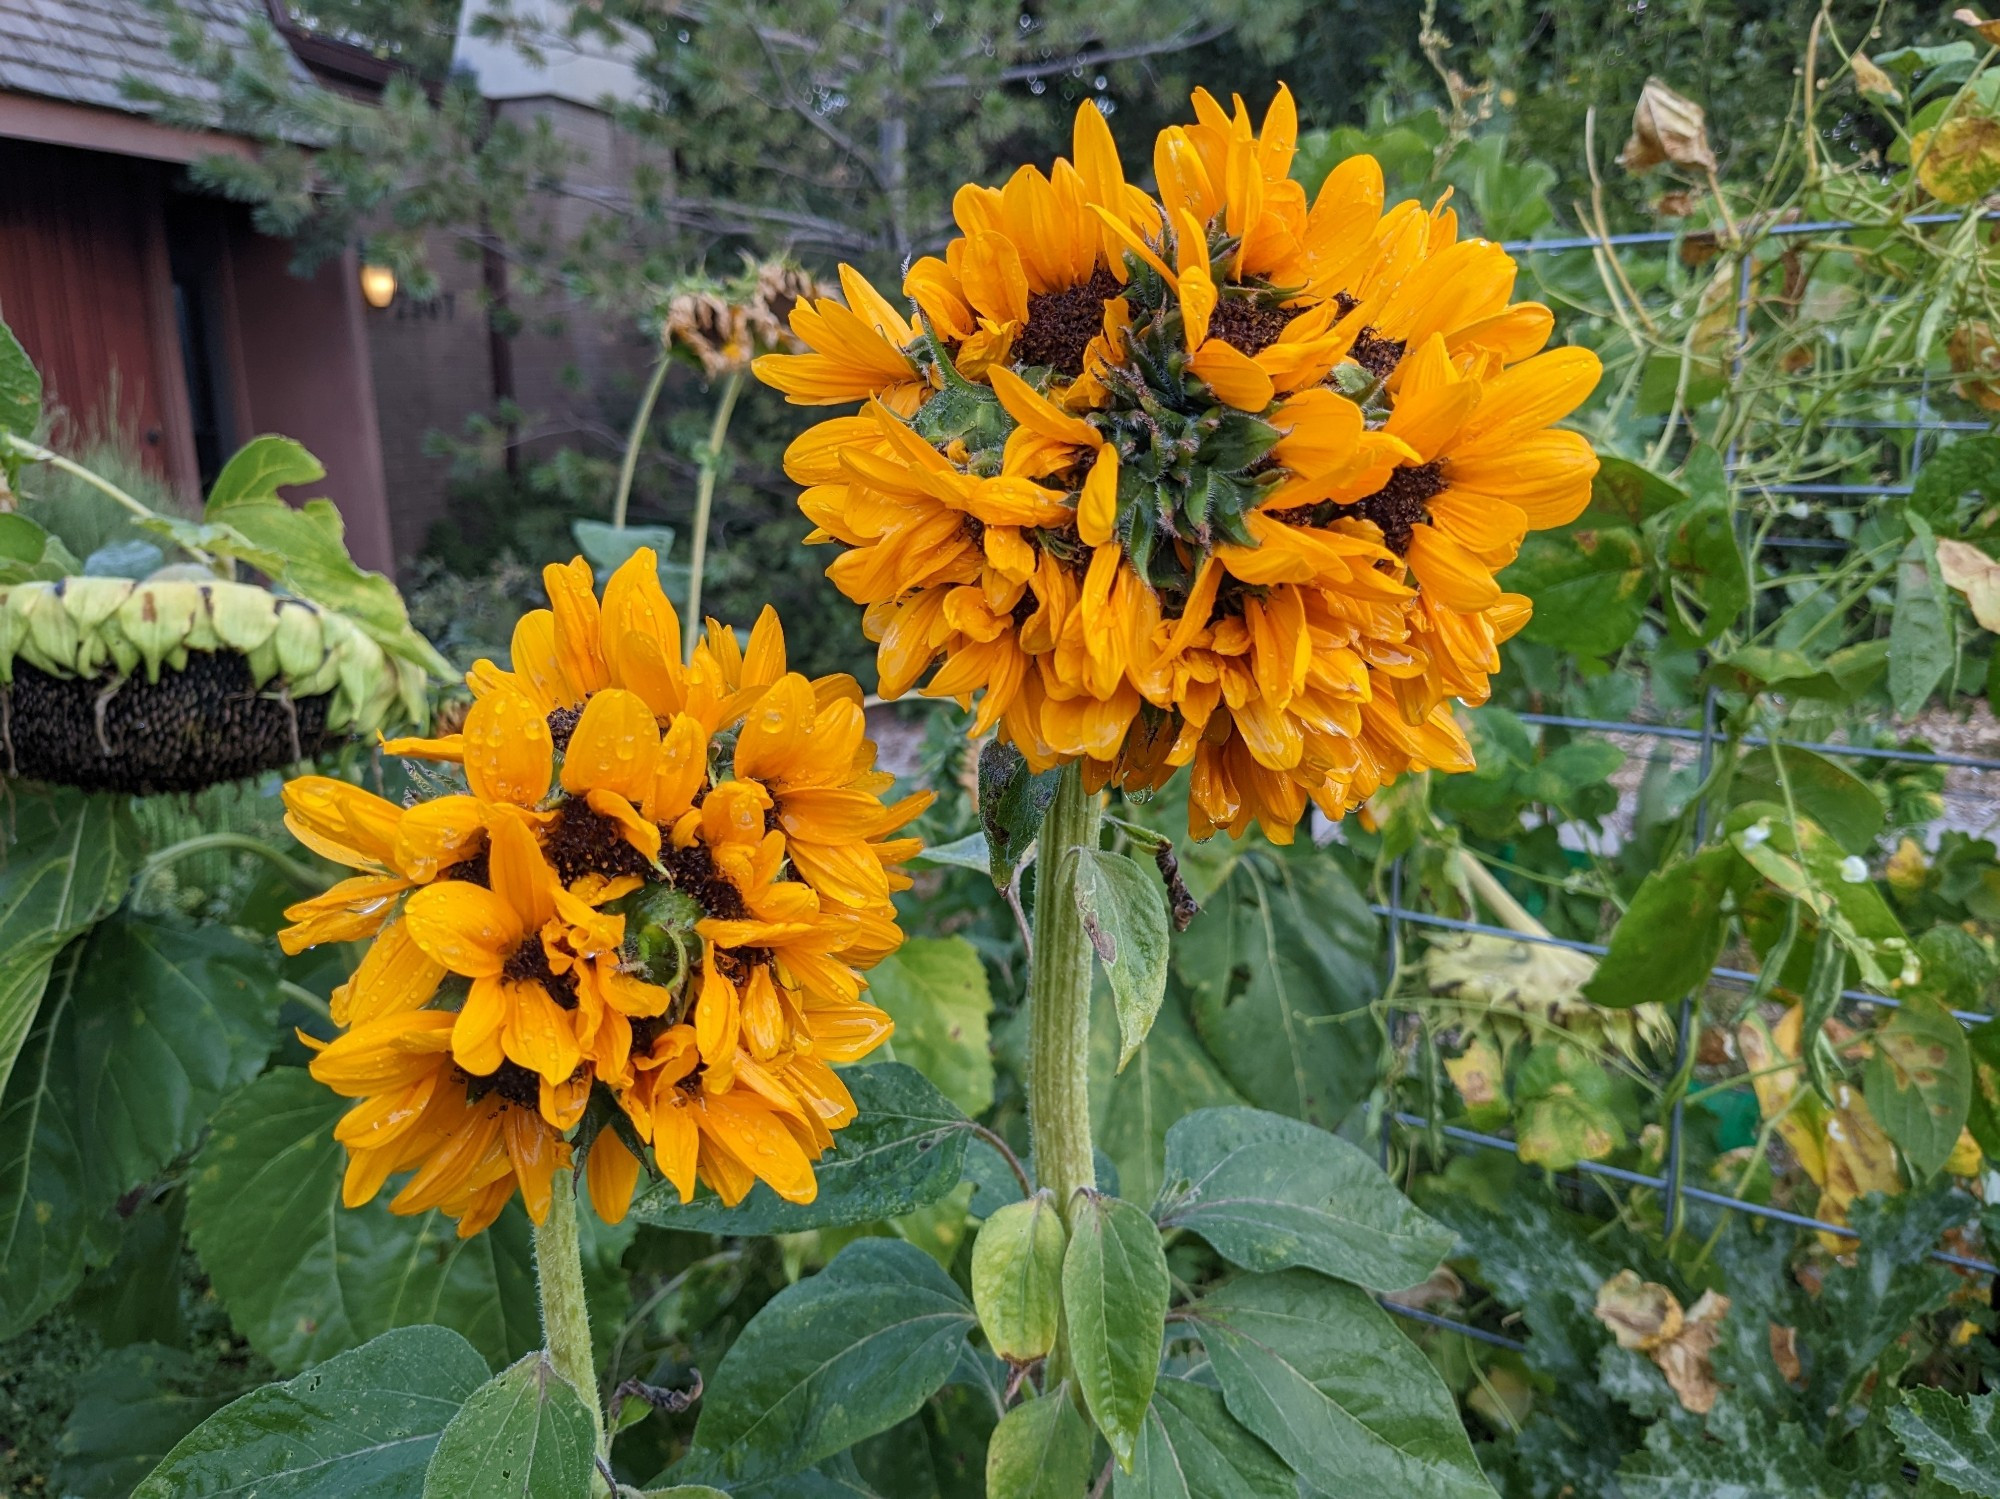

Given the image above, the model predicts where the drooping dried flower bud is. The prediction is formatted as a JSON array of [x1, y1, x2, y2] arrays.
[[1619, 78, 1718, 173]]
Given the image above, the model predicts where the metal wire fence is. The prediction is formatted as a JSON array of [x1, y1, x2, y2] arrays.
[[1371, 213, 2000, 1351]]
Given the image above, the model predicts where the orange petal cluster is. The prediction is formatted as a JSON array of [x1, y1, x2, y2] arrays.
[[283, 551, 927, 1235], [755, 85, 1601, 841]]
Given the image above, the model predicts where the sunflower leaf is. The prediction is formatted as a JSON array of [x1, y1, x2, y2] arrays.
[[683, 1238, 977, 1484], [1154, 1106, 1452, 1292], [0, 911, 275, 1339], [628, 1061, 973, 1232], [1070, 847, 1171, 1071], [1063, 1191, 1169, 1469], [1192, 1271, 1498, 1498], [184, 1068, 543, 1373], [986, 1384, 1096, 1499], [132, 1325, 488, 1498], [423, 1353, 598, 1499]]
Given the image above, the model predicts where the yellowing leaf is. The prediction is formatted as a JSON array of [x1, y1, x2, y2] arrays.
[[1619, 78, 1718, 173], [1956, 6, 2000, 43], [1935, 538, 2000, 631], [1853, 52, 1902, 101], [1443, 1036, 1506, 1122], [1911, 115, 2000, 205]]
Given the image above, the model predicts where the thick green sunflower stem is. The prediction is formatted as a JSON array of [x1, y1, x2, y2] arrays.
[[1027, 763, 1103, 1223], [534, 1171, 609, 1487]]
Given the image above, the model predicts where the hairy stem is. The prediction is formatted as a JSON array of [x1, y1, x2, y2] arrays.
[[683, 368, 745, 658], [1027, 762, 1102, 1221], [535, 1171, 608, 1485]]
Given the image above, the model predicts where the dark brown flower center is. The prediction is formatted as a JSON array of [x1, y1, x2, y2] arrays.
[[460, 1060, 543, 1107], [1015, 266, 1123, 377], [502, 937, 581, 1009], [546, 797, 656, 885], [1268, 459, 1447, 557], [546, 705, 582, 752], [441, 841, 491, 888], [1349, 328, 1407, 382], [657, 839, 750, 923], [1209, 298, 1301, 357]]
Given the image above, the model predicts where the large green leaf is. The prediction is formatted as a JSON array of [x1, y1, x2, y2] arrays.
[[1072, 848, 1172, 1070], [0, 914, 278, 1337], [1864, 991, 1972, 1178], [1115, 1378, 1294, 1499], [1891, 1388, 2000, 1497], [1091, 983, 1247, 1209], [423, 1353, 598, 1498], [1502, 523, 1648, 657], [1730, 745, 1886, 856], [985, 1385, 1095, 1499], [1063, 1192, 1168, 1469], [52, 1343, 238, 1499], [133, 1325, 488, 1498], [1584, 845, 1742, 1007], [184, 1068, 540, 1373], [1890, 518, 1956, 717], [0, 786, 139, 1103], [1176, 853, 1381, 1128], [630, 1062, 972, 1232], [867, 938, 996, 1116], [1192, 1271, 1497, 1498], [1969, 1016, 2000, 1159], [685, 1238, 977, 1484], [1154, 1106, 1451, 1292]]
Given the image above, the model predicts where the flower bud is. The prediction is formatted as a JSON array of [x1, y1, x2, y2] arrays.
[[971, 1190, 1066, 1364]]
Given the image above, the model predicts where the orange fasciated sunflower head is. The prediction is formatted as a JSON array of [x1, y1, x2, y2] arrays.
[[278, 561, 923, 1233], [755, 83, 1601, 843]]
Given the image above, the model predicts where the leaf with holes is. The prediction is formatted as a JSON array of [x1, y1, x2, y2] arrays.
[[132, 1325, 488, 1498], [630, 1062, 971, 1232], [423, 1353, 597, 1498], [1071, 848, 1171, 1070], [1154, 1107, 1451, 1292], [684, 1238, 976, 1484], [1063, 1192, 1169, 1468], [1864, 990, 1971, 1177], [1193, 1271, 1497, 1498], [185, 1068, 540, 1373]]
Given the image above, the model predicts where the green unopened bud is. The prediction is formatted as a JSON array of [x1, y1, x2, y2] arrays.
[[972, 1190, 1066, 1364]]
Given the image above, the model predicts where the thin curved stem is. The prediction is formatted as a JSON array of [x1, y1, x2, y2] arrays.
[[611, 356, 672, 532], [131, 832, 321, 908], [1, 432, 215, 567], [683, 368, 745, 659]]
